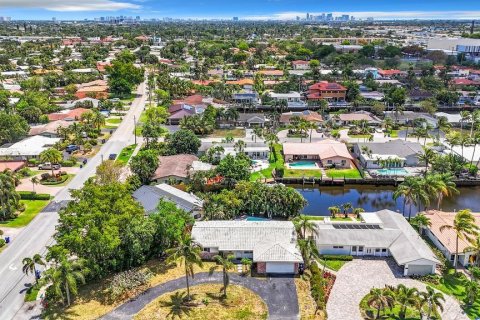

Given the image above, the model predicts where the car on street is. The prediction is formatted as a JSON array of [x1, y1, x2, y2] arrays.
[[38, 162, 61, 170], [108, 153, 117, 160], [65, 145, 79, 153]]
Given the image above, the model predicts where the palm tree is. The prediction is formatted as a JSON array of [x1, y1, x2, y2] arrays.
[[419, 286, 445, 319], [418, 147, 436, 172], [436, 116, 451, 140], [234, 140, 246, 153], [39, 148, 63, 178], [395, 284, 419, 320], [22, 254, 45, 284], [411, 213, 431, 234], [434, 173, 458, 210], [307, 121, 318, 143], [0, 170, 21, 220], [440, 209, 480, 272], [209, 254, 235, 297], [328, 206, 340, 218], [292, 214, 318, 239], [353, 207, 365, 219], [42, 258, 86, 306], [297, 238, 319, 269], [342, 202, 352, 218], [252, 127, 263, 143], [460, 110, 471, 132], [367, 287, 395, 319], [30, 176, 39, 193], [393, 177, 427, 220], [465, 279, 480, 306], [470, 109, 480, 138], [160, 291, 193, 319], [166, 233, 203, 300]]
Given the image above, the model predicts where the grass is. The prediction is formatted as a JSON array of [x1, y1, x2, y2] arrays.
[[207, 128, 246, 138], [317, 259, 347, 272], [325, 168, 361, 179], [116, 144, 137, 165], [390, 130, 400, 138], [133, 284, 268, 320], [304, 215, 325, 221], [360, 290, 425, 320], [249, 144, 283, 182], [40, 174, 74, 187], [25, 284, 41, 302], [284, 169, 323, 178], [295, 277, 326, 320], [43, 260, 217, 320], [106, 118, 122, 124], [0, 200, 49, 228]]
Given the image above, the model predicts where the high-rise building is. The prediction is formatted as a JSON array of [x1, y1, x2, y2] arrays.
[[136, 16, 140, 21], [306, 13, 310, 20], [233, 17, 239, 21], [326, 13, 333, 21]]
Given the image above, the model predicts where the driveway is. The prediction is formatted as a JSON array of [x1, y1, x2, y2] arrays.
[[327, 259, 468, 320], [102, 272, 299, 320]]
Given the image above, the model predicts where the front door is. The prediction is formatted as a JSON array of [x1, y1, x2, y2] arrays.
[[365, 248, 374, 256]]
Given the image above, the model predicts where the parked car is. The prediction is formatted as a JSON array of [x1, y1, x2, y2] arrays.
[[38, 162, 61, 170], [65, 145, 79, 153], [108, 153, 117, 160]]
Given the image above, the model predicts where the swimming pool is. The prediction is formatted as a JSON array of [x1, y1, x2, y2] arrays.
[[246, 217, 269, 221], [376, 168, 409, 176], [288, 161, 318, 169]]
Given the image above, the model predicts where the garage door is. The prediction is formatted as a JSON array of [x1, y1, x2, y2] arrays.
[[266, 262, 295, 274], [407, 264, 433, 276]]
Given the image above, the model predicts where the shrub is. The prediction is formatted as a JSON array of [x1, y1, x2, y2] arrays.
[[0, 239, 5, 248], [27, 159, 38, 166], [18, 191, 50, 200], [107, 268, 153, 301], [40, 173, 51, 181], [61, 159, 77, 167], [17, 167, 32, 177], [321, 255, 353, 261]]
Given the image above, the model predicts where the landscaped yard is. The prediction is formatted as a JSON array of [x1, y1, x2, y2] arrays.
[[206, 128, 246, 138], [133, 284, 268, 320], [295, 277, 326, 320], [250, 144, 283, 182], [0, 200, 49, 228], [116, 144, 137, 165], [317, 259, 348, 272], [42, 260, 217, 320], [40, 174, 75, 187], [348, 134, 372, 140], [325, 168, 361, 179], [284, 169, 323, 178]]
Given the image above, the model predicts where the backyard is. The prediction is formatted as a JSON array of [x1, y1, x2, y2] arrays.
[[250, 144, 283, 181], [284, 169, 323, 178], [325, 168, 361, 179]]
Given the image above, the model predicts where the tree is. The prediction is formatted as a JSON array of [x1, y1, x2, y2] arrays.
[[130, 149, 159, 184], [418, 147, 436, 172], [395, 284, 419, 320], [367, 287, 395, 319], [40, 148, 63, 178], [166, 233, 203, 300], [209, 254, 235, 297], [22, 254, 45, 284], [419, 286, 444, 319], [31, 176, 39, 193], [215, 154, 251, 187], [410, 213, 431, 234], [107, 51, 144, 96], [95, 160, 123, 185], [393, 177, 428, 220], [465, 279, 480, 306], [160, 291, 193, 318], [0, 170, 21, 220], [253, 127, 263, 143], [0, 112, 29, 145], [440, 209, 479, 272], [293, 214, 318, 239], [328, 206, 340, 218], [297, 238, 319, 269], [166, 129, 201, 155]]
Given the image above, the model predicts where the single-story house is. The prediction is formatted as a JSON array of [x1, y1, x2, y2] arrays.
[[133, 183, 203, 218], [152, 154, 198, 183], [279, 110, 323, 125], [425, 210, 480, 267], [48, 108, 90, 122], [192, 221, 303, 274], [283, 140, 353, 168], [435, 112, 463, 127], [222, 146, 269, 160], [333, 111, 380, 126], [0, 136, 61, 160], [353, 140, 424, 169], [0, 161, 26, 172], [384, 111, 437, 127], [236, 113, 267, 127], [28, 120, 71, 138], [314, 210, 439, 276]]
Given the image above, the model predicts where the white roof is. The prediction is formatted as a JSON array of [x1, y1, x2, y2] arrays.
[[192, 221, 303, 263], [435, 112, 463, 123], [190, 160, 214, 172], [314, 210, 439, 265], [0, 136, 61, 157], [270, 91, 301, 99]]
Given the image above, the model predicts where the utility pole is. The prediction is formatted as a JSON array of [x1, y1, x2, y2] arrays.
[[134, 115, 137, 145]]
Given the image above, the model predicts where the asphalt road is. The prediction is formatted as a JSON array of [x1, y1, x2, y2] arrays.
[[0, 81, 147, 319]]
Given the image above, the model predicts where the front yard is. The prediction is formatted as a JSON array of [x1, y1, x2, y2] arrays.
[[206, 128, 246, 138], [0, 200, 49, 228]]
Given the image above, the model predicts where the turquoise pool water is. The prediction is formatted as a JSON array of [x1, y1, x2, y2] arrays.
[[246, 217, 269, 221], [289, 161, 318, 169], [376, 168, 408, 176]]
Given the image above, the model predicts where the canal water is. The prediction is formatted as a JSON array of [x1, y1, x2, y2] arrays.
[[294, 185, 480, 217]]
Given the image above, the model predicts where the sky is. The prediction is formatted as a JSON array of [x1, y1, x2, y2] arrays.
[[0, 0, 480, 21]]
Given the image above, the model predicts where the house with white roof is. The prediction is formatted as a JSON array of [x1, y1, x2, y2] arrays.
[[192, 221, 303, 274], [314, 210, 439, 276], [0, 136, 61, 160], [353, 140, 425, 169]]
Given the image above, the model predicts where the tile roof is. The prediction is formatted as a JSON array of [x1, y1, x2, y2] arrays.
[[28, 120, 71, 136], [308, 81, 347, 91], [0, 161, 25, 172], [279, 111, 323, 123], [283, 140, 353, 160], [153, 154, 198, 180], [48, 108, 90, 121]]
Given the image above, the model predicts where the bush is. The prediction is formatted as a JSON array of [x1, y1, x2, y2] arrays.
[[0, 239, 5, 248], [61, 159, 77, 167], [107, 268, 153, 301], [321, 255, 353, 261], [18, 191, 50, 200], [27, 159, 38, 166], [41, 173, 51, 180]]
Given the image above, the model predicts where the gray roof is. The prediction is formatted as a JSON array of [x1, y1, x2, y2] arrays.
[[192, 221, 303, 263], [314, 210, 439, 265], [237, 113, 266, 123], [133, 184, 203, 215], [355, 140, 423, 158], [199, 141, 267, 153]]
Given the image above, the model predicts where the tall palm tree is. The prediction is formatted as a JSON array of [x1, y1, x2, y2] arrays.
[[297, 238, 319, 269], [418, 147, 436, 172], [395, 284, 419, 320], [234, 140, 246, 153], [328, 206, 340, 218], [307, 121, 318, 143], [367, 287, 395, 319], [460, 110, 471, 132], [411, 213, 432, 234], [440, 209, 480, 272], [419, 286, 445, 319], [393, 177, 427, 220], [252, 127, 263, 143], [209, 254, 235, 297], [22, 254, 45, 284], [39, 148, 63, 178], [436, 116, 451, 141], [30, 176, 39, 193], [42, 258, 86, 306], [166, 233, 203, 300], [0, 170, 20, 220], [470, 109, 480, 138], [435, 173, 458, 210], [292, 214, 318, 239]]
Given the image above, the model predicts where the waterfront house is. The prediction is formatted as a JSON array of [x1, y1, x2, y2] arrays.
[[279, 110, 323, 125], [353, 140, 424, 169], [425, 210, 480, 267], [269, 91, 306, 109], [314, 210, 439, 276], [192, 221, 303, 274], [306, 81, 347, 102], [333, 111, 381, 126], [283, 140, 353, 168], [133, 183, 203, 218]]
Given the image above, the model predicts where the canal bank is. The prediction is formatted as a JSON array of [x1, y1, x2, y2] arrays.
[[294, 184, 480, 218]]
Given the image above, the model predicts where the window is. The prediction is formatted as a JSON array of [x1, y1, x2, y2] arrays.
[[382, 249, 387, 253], [204, 248, 211, 253], [352, 246, 357, 252], [375, 249, 380, 252], [333, 246, 344, 249], [358, 247, 364, 252], [327, 160, 333, 164]]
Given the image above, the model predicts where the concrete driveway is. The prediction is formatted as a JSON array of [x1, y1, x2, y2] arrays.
[[327, 259, 468, 320], [102, 272, 299, 320]]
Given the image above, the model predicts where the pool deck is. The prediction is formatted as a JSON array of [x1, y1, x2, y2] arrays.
[[285, 161, 321, 170]]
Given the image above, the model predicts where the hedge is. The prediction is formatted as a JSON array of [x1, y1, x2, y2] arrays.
[[321, 255, 353, 261], [0, 239, 5, 248], [18, 191, 51, 200]]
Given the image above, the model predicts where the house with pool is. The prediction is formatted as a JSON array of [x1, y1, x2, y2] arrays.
[[283, 140, 353, 169], [353, 140, 425, 176], [313, 210, 439, 276]]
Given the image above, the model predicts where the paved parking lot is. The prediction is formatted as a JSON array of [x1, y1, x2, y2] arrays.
[[326, 259, 468, 320]]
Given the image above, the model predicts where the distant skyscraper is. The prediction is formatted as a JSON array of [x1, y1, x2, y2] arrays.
[[306, 13, 310, 20], [233, 17, 239, 21], [326, 13, 333, 21], [136, 16, 140, 21], [52, 17, 56, 22]]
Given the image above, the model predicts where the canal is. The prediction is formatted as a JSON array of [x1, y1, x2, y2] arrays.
[[294, 185, 480, 217]]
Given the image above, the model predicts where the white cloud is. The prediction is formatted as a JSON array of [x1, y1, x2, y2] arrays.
[[244, 11, 480, 20], [0, 0, 140, 11]]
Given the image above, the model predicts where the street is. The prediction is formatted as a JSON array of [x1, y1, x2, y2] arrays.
[[0, 81, 147, 319]]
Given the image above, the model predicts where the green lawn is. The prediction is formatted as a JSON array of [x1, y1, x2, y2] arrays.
[[0, 200, 49, 228], [317, 259, 348, 271], [304, 215, 324, 221], [116, 144, 137, 165], [25, 284, 40, 302], [326, 168, 361, 179], [106, 118, 122, 124], [390, 130, 400, 138], [206, 128, 246, 138], [250, 144, 283, 181], [284, 169, 323, 178]]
